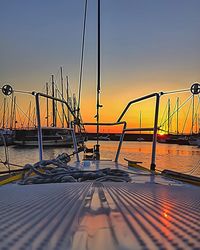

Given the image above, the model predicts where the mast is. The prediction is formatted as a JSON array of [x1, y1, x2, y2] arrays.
[[167, 98, 170, 134], [10, 93, 14, 129], [77, 0, 88, 120], [55, 88, 58, 127], [73, 93, 77, 132], [191, 94, 194, 134], [66, 76, 70, 128], [46, 82, 49, 127], [6, 101, 9, 128], [95, 0, 101, 159], [139, 111, 142, 135], [51, 75, 56, 127], [176, 97, 179, 135], [27, 101, 31, 129], [60, 67, 64, 128], [196, 109, 199, 134], [32, 107, 36, 128], [13, 96, 17, 129]]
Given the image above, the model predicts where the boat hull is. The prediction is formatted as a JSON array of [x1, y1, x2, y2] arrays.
[[13, 139, 74, 147], [13, 128, 85, 147]]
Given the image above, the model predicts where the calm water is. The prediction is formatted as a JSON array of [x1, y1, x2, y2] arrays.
[[0, 141, 200, 176]]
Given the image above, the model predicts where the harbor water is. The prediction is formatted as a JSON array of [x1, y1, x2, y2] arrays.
[[0, 141, 199, 176]]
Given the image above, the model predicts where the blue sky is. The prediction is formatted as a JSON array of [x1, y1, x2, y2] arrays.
[[0, 0, 200, 122]]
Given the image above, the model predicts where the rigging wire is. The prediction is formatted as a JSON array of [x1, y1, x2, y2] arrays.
[[159, 95, 193, 128], [181, 98, 192, 134], [0, 98, 4, 127], [1, 99, 9, 129], [16, 106, 23, 128], [13, 90, 33, 95], [159, 101, 168, 127], [189, 95, 200, 134], [168, 100, 178, 133], [0, 134, 10, 172], [77, 0, 88, 119], [21, 104, 31, 128], [161, 88, 190, 95], [50, 85, 71, 126], [96, 0, 101, 150], [8, 95, 35, 127]]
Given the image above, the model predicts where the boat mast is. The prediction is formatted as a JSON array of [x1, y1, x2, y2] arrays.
[[6, 100, 9, 128], [55, 88, 58, 127], [176, 97, 179, 135], [10, 93, 14, 129], [66, 76, 70, 128], [51, 75, 56, 127], [196, 109, 199, 134], [167, 98, 170, 134], [13, 96, 17, 129], [27, 101, 31, 129], [60, 67, 64, 128], [95, 0, 101, 159], [46, 82, 49, 127], [32, 107, 36, 128], [139, 111, 142, 135], [73, 94, 78, 133], [191, 94, 194, 134]]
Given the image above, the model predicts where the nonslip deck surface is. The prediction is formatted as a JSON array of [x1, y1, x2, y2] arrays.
[[0, 181, 200, 250]]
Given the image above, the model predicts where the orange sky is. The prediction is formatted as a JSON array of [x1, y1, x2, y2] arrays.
[[1, 1, 200, 133], [0, 87, 199, 134]]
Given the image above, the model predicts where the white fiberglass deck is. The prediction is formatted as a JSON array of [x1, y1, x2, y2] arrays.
[[0, 160, 200, 250]]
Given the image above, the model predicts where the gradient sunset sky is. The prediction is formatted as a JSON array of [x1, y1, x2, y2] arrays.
[[0, 0, 200, 131]]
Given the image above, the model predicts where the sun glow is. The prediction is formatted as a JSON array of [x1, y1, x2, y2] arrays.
[[158, 131, 166, 136]]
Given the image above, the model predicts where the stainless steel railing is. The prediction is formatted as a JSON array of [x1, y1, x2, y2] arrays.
[[82, 121, 127, 162], [33, 91, 160, 170], [82, 93, 160, 170], [33, 92, 80, 162], [117, 93, 160, 170]]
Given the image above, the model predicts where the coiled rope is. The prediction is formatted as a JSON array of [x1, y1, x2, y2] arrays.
[[19, 153, 131, 185]]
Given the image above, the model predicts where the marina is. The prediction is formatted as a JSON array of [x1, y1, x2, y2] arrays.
[[1, 141, 199, 176], [0, 0, 200, 249]]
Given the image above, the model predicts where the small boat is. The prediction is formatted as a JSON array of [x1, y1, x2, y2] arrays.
[[157, 134, 190, 145], [188, 135, 200, 146], [98, 135, 110, 140], [14, 127, 85, 147], [0, 129, 14, 146], [136, 136, 144, 142]]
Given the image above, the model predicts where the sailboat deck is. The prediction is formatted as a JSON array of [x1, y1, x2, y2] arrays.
[[0, 160, 200, 250]]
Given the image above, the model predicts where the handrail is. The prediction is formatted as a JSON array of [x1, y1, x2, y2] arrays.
[[32, 91, 78, 121], [117, 93, 159, 122], [124, 127, 155, 132], [82, 121, 126, 126], [34, 91, 161, 170], [82, 121, 127, 162], [116, 93, 161, 170], [82, 92, 160, 170], [33, 92, 80, 162]]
